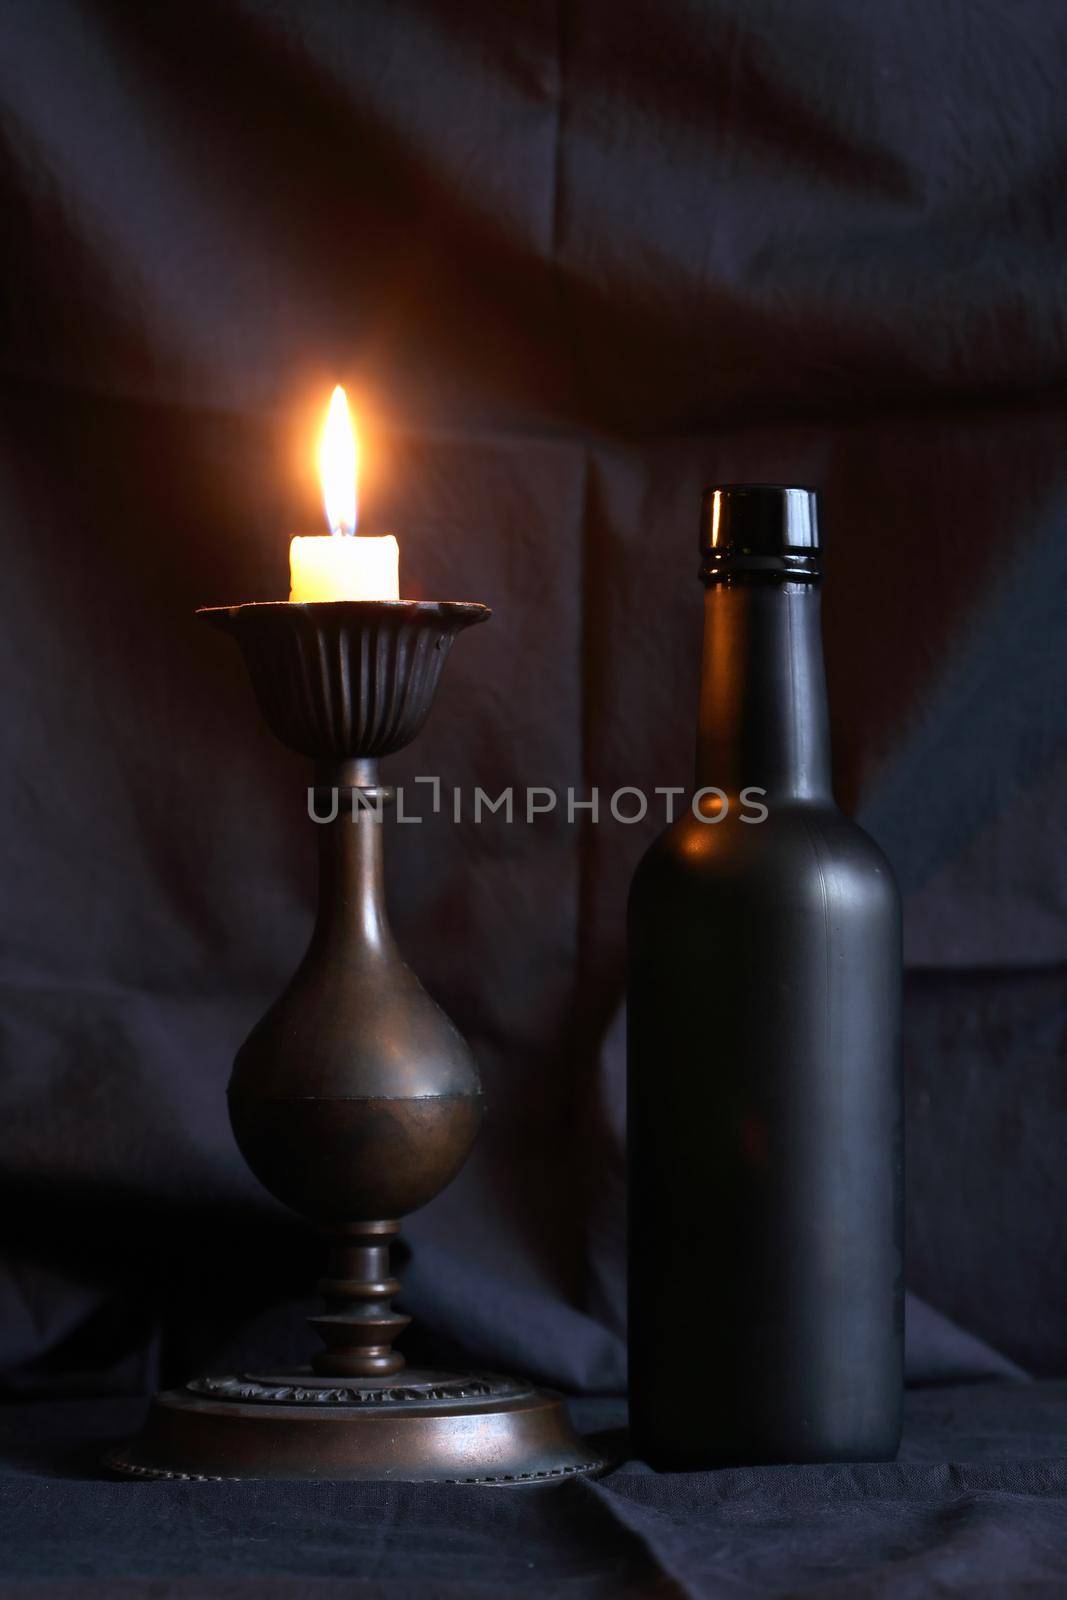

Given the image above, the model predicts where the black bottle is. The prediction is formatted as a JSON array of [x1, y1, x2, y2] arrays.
[[627, 485, 903, 1467]]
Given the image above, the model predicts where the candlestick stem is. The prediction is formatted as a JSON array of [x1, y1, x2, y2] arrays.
[[310, 1221, 409, 1378], [306, 769, 409, 1378], [311, 764, 394, 957]]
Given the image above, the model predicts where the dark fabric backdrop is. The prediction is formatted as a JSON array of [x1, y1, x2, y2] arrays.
[[2, 0, 1067, 1592]]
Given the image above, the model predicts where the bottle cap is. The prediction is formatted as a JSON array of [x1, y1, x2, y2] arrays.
[[699, 484, 821, 582]]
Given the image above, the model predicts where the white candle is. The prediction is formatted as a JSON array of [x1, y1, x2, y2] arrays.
[[289, 386, 401, 602], [289, 531, 399, 602]]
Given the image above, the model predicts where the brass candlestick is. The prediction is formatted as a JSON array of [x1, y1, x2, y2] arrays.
[[106, 600, 601, 1485]]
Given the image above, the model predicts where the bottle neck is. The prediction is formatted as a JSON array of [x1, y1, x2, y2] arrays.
[[696, 582, 833, 802]]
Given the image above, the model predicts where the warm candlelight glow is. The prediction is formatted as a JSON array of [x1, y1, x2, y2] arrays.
[[289, 386, 400, 602], [319, 384, 358, 536]]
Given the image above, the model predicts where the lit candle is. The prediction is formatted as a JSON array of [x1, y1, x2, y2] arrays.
[[289, 386, 400, 602]]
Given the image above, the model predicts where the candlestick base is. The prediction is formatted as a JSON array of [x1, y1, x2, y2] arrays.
[[104, 1369, 604, 1486]]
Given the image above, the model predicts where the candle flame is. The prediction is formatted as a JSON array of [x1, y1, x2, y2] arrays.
[[319, 385, 358, 536]]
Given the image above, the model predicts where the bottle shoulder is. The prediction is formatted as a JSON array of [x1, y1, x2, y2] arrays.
[[630, 800, 900, 918]]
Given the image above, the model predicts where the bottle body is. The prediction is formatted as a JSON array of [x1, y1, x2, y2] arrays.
[[627, 505, 903, 1468]]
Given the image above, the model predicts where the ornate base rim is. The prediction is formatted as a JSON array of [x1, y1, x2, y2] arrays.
[[103, 1368, 607, 1487]]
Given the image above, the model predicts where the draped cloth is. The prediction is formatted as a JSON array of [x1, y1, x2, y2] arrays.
[[2, 2, 1066, 1592]]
